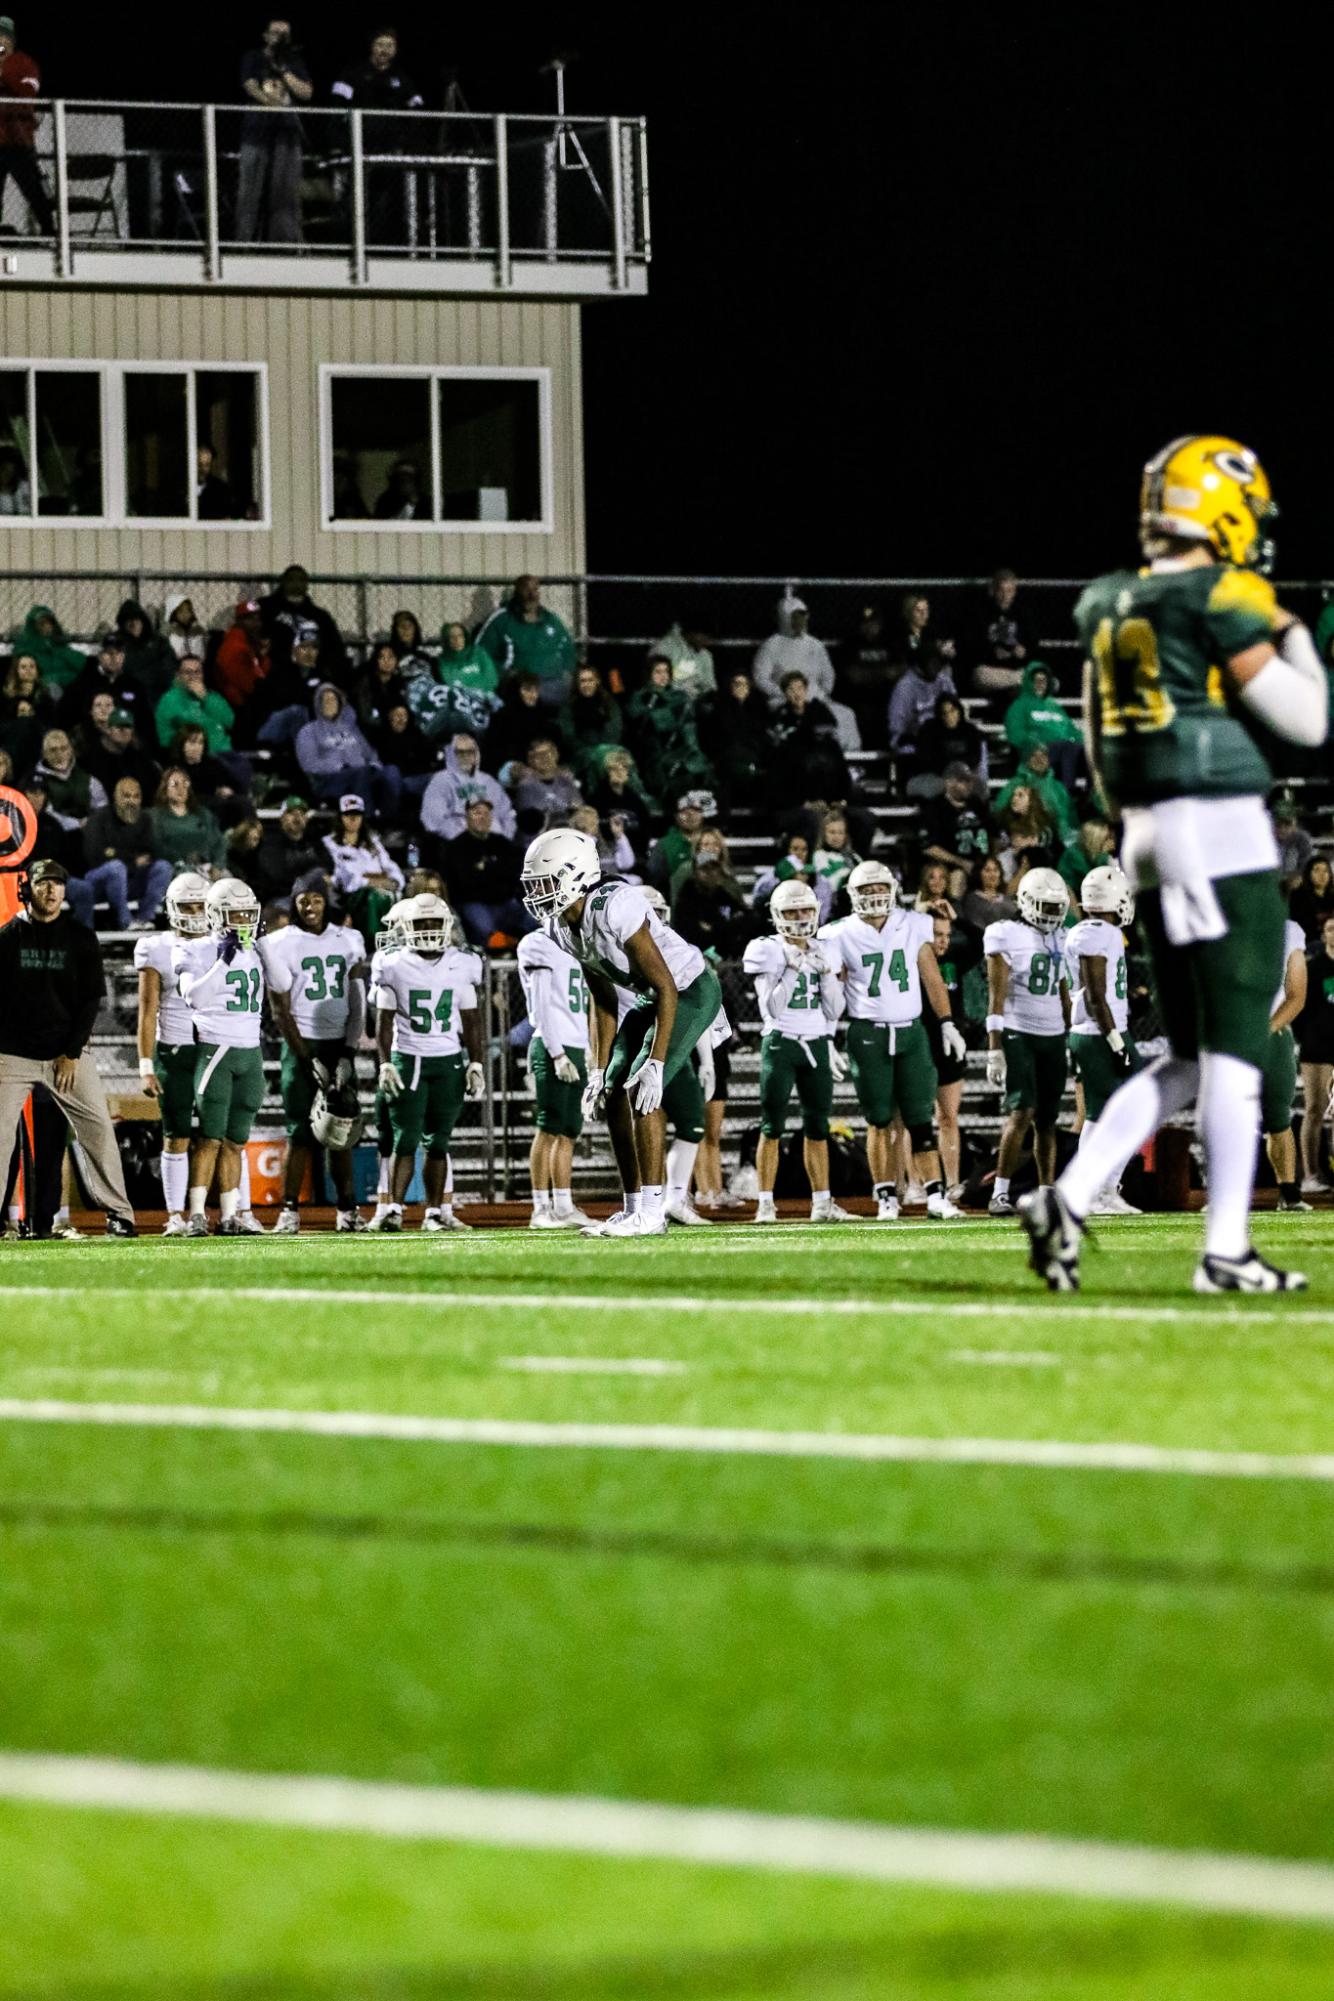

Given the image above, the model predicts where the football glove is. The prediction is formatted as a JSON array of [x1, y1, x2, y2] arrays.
[[552, 1051, 581, 1085], [581, 1067, 606, 1119], [829, 1044, 849, 1083], [310, 1057, 331, 1089], [335, 1055, 356, 1090], [631, 1057, 665, 1116], [940, 1020, 967, 1063], [696, 1042, 716, 1101], [781, 940, 808, 969], [378, 1061, 403, 1099], [216, 929, 240, 965], [465, 1060, 486, 1101], [1107, 1028, 1132, 1074], [985, 1049, 1006, 1089]]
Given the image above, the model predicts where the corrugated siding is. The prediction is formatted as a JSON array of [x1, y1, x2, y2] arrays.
[[0, 289, 586, 635]]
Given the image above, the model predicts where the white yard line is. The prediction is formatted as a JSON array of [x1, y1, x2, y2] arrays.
[[948, 1350, 1062, 1368], [498, 1357, 686, 1376], [0, 1752, 1331, 1925], [0, 1284, 1327, 1327], [1, 1396, 1333, 1482]]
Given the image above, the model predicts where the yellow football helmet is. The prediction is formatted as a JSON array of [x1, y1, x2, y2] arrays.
[[1139, 435, 1276, 572]]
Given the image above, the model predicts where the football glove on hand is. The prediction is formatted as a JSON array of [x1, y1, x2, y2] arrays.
[[310, 1057, 331, 1089], [216, 929, 240, 965], [696, 1043, 716, 1101], [465, 1060, 486, 1101], [335, 1055, 356, 1090], [552, 1051, 580, 1085], [985, 1049, 1006, 1089], [581, 1067, 606, 1119], [782, 940, 808, 969], [631, 1057, 665, 1116], [1108, 1029, 1132, 1074], [940, 1020, 967, 1063], [829, 1044, 849, 1083], [378, 1061, 403, 1099]]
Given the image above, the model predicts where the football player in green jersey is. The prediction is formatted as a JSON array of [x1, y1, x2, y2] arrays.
[[1023, 435, 1328, 1293]]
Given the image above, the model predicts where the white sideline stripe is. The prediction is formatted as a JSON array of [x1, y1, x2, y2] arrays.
[[949, 1350, 1061, 1368], [0, 1753, 1331, 1925], [0, 1284, 1327, 1327], [499, 1356, 686, 1377], [2, 1396, 1334, 1482]]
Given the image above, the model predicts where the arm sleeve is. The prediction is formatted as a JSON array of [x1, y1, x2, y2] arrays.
[[1235, 622, 1329, 749]]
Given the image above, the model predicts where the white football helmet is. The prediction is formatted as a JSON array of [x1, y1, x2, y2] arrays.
[[165, 870, 210, 935], [310, 1076, 364, 1151], [403, 892, 450, 955], [848, 859, 897, 919], [1017, 867, 1070, 934], [1080, 863, 1134, 926], [770, 878, 819, 941], [641, 885, 669, 920], [375, 897, 413, 953], [205, 876, 261, 943], [521, 826, 600, 919]]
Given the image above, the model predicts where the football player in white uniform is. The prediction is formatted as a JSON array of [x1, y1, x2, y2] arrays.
[[743, 880, 853, 1224], [517, 925, 592, 1229], [374, 892, 484, 1232], [984, 867, 1070, 1215], [173, 876, 268, 1237], [819, 860, 965, 1220], [261, 870, 368, 1233], [521, 826, 723, 1237], [1065, 865, 1139, 1216], [135, 871, 209, 1235], [1262, 915, 1310, 1212]]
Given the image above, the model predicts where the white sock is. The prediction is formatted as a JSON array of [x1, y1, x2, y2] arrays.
[[1198, 1051, 1261, 1261], [219, 1188, 239, 1221], [1078, 1121, 1096, 1152], [756, 1189, 776, 1212], [553, 1187, 573, 1217], [1060, 1055, 1198, 1218], [641, 1184, 665, 1220], [188, 1185, 206, 1216], [377, 1156, 391, 1198], [161, 1151, 189, 1215], [238, 1151, 252, 1211], [994, 1176, 1011, 1201], [625, 1189, 642, 1216], [532, 1189, 553, 1217], [811, 1188, 832, 1217], [444, 1155, 454, 1196], [666, 1138, 699, 1205]]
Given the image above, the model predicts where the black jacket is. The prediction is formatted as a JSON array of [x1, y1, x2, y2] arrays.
[[0, 911, 105, 1059], [253, 827, 324, 904], [443, 829, 521, 906]]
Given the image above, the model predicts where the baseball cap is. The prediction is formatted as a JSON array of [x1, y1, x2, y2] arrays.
[[235, 598, 261, 615], [28, 858, 67, 884], [944, 760, 975, 782], [99, 631, 126, 652], [281, 793, 310, 813], [108, 706, 135, 728], [677, 788, 717, 817], [0, 20, 17, 39], [339, 793, 365, 814]]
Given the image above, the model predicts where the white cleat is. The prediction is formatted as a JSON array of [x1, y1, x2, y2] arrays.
[[587, 1209, 644, 1238], [539, 1206, 595, 1230], [272, 1207, 301, 1236], [874, 1195, 900, 1222], [814, 1202, 858, 1223], [234, 1209, 267, 1235], [162, 1213, 191, 1237], [665, 1198, 710, 1227], [1276, 1194, 1314, 1214], [366, 1206, 395, 1232], [336, 1209, 368, 1232], [926, 1193, 963, 1219], [1193, 1249, 1307, 1294], [185, 1213, 210, 1238], [435, 1210, 473, 1232], [988, 1194, 1017, 1216], [752, 1205, 779, 1225], [904, 1181, 927, 1206], [1301, 1176, 1326, 1196], [420, 1213, 447, 1233]]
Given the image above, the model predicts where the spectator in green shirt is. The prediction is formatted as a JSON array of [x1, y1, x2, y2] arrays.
[[475, 575, 576, 705], [1057, 812, 1115, 903], [14, 603, 86, 691], [154, 658, 236, 755], [148, 766, 226, 871], [1003, 660, 1084, 789], [995, 743, 1077, 844]]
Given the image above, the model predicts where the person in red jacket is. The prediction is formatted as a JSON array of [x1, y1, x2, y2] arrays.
[[0, 19, 53, 236], [214, 599, 271, 734]]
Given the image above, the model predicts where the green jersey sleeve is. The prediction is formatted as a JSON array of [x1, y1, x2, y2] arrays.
[[1201, 568, 1283, 663]]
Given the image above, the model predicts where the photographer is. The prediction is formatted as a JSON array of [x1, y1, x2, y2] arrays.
[[238, 18, 313, 244]]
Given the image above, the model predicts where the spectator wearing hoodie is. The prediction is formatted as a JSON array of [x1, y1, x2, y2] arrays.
[[652, 621, 717, 704], [14, 604, 86, 691], [698, 669, 771, 809], [888, 639, 958, 757], [295, 682, 399, 818], [995, 744, 1078, 845], [751, 595, 836, 707], [421, 733, 517, 843], [81, 704, 160, 803], [115, 600, 177, 700], [434, 620, 501, 731], [162, 594, 207, 665], [82, 775, 173, 929], [260, 565, 351, 685], [511, 736, 582, 835], [58, 633, 146, 735], [214, 599, 272, 721], [556, 664, 622, 779], [1003, 661, 1084, 790], [30, 728, 106, 828], [154, 658, 237, 757], [352, 643, 406, 733], [625, 655, 715, 803], [475, 575, 576, 704], [387, 608, 434, 673], [914, 690, 989, 783], [484, 673, 546, 773]]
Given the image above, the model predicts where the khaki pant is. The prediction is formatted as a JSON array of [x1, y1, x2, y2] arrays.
[[0, 1051, 131, 1218]]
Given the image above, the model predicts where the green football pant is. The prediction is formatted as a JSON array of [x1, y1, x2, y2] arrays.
[[1001, 1029, 1067, 1124], [531, 1040, 586, 1140], [1070, 1033, 1139, 1122], [605, 967, 723, 1099], [1137, 870, 1285, 1071], [759, 1031, 833, 1140], [1260, 1025, 1298, 1135], [389, 1051, 465, 1158], [153, 1042, 198, 1142], [194, 1043, 266, 1145], [281, 1037, 350, 1145], [846, 1017, 936, 1129]]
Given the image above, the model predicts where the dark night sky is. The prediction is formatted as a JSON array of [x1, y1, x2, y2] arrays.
[[40, 6, 1334, 580]]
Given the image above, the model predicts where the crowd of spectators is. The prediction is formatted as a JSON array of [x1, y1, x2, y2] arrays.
[[1, 566, 1331, 1060]]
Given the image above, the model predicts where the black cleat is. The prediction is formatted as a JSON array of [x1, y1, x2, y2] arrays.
[[1193, 1249, 1308, 1294], [105, 1213, 138, 1239], [1019, 1186, 1084, 1292]]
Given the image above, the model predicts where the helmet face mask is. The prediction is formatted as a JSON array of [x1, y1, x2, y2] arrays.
[[375, 898, 412, 953], [404, 892, 450, 957], [310, 1080, 363, 1151], [1017, 867, 1069, 934], [1140, 434, 1275, 573], [166, 870, 210, 936], [521, 827, 600, 920], [847, 860, 897, 920], [205, 876, 261, 943], [769, 879, 819, 942]]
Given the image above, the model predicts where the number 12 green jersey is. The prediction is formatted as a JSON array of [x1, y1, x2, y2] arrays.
[[1074, 562, 1282, 805]]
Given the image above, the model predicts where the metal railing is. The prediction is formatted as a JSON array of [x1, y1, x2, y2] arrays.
[[0, 102, 649, 292]]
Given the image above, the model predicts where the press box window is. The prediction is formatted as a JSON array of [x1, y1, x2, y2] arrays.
[[124, 368, 263, 521], [329, 376, 433, 521], [438, 378, 541, 524], [326, 370, 546, 526], [0, 368, 104, 518]]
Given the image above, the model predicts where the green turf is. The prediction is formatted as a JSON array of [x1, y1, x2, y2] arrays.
[[3, 1217, 1333, 1995]]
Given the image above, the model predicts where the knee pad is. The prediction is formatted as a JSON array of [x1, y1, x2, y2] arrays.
[[908, 1122, 935, 1153]]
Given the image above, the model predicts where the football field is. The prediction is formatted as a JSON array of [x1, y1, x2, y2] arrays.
[[4, 1214, 1334, 1998]]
